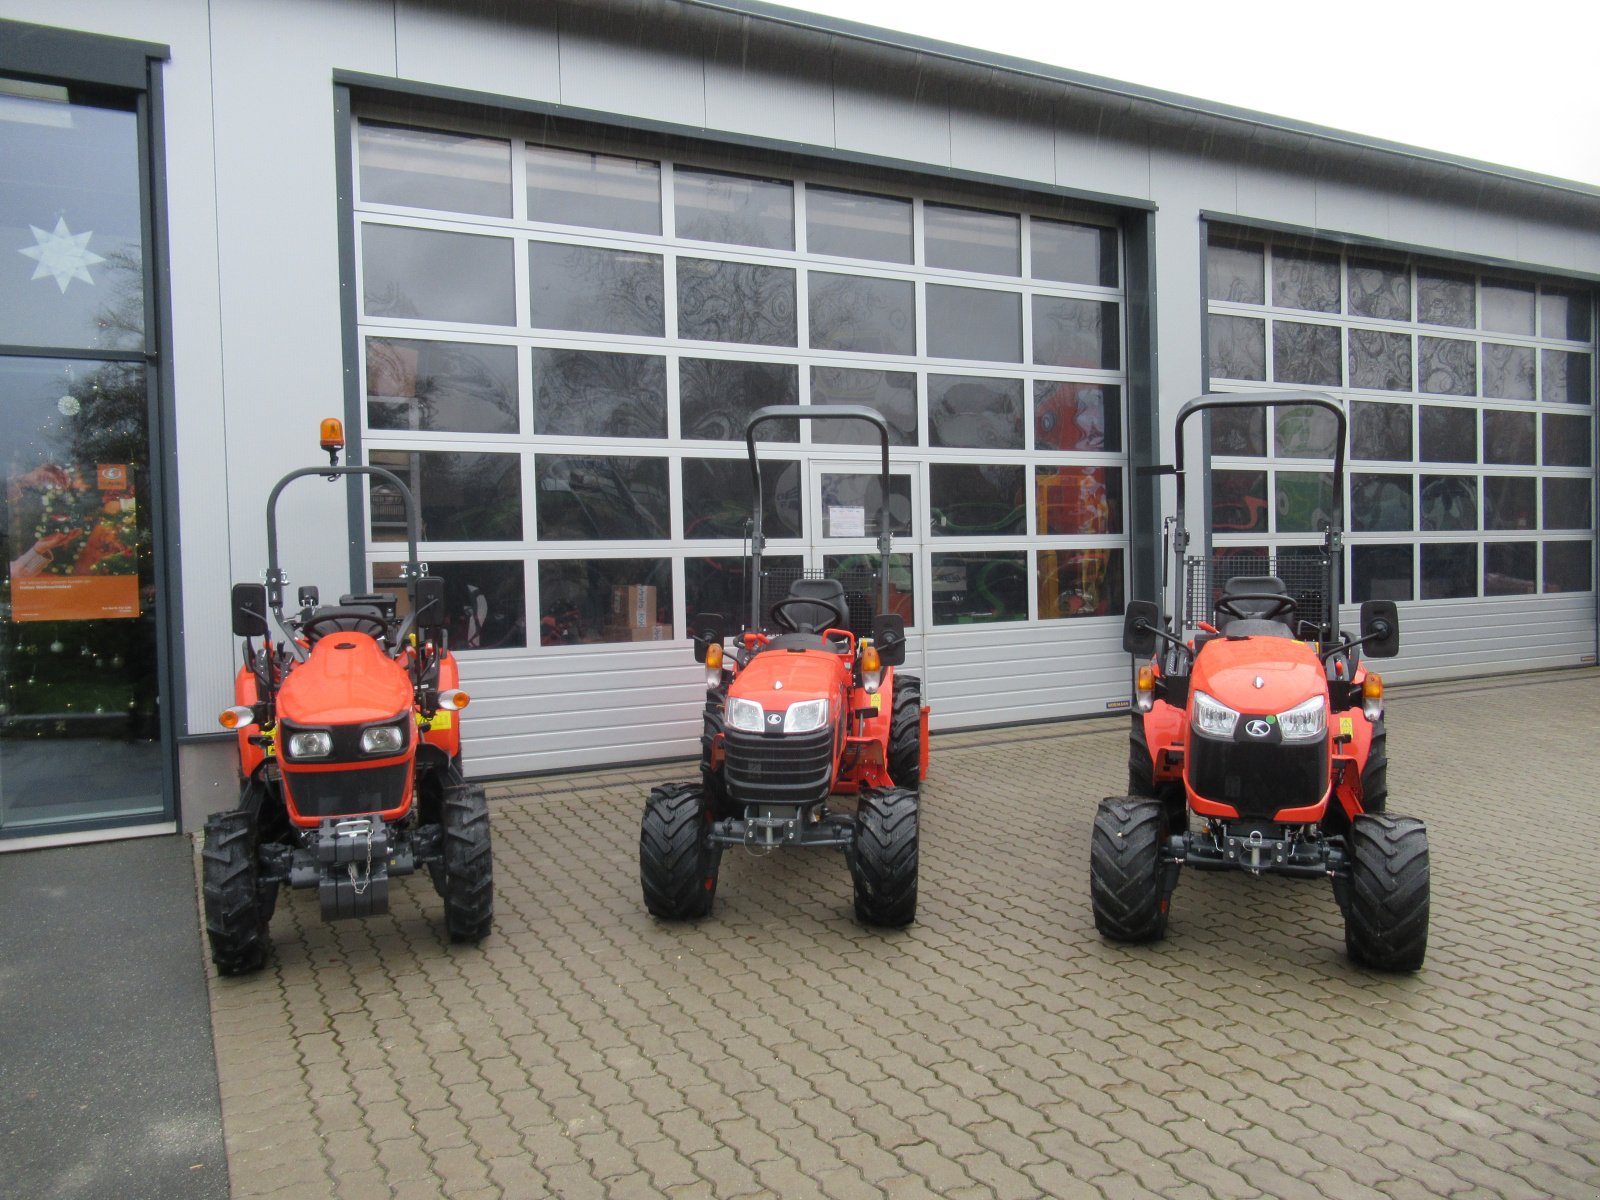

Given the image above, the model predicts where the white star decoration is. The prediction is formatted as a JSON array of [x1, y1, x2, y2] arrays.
[[19, 216, 105, 293]]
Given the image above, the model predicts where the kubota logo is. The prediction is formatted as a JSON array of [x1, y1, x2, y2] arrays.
[[766, 712, 782, 727], [1244, 719, 1272, 738]]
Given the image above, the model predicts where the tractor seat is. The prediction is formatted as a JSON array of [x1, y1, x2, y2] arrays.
[[1217, 575, 1294, 639], [767, 578, 851, 652], [303, 604, 390, 642]]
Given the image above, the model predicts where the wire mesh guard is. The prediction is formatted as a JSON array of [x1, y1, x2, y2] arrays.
[[760, 566, 880, 636], [1182, 552, 1330, 630]]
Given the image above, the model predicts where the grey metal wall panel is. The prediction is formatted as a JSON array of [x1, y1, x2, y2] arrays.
[[921, 622, 1129, 729], [831, 53, 951, 167], [1353, 597, 1596, 682], [702, 22, 835, 147], [554, 3, 707, 130], [947, 78, 1055, 186], [395, 0, 560, 103]]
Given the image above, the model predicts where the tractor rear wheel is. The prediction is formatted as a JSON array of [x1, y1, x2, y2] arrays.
[[1359, 718, 1388, 815], [440, 774, 494, 943], [700, 690, 734, 819], [640, 783, 721, 920], [1090, 797, 1171, 943], [1344, 813, 1428, 972], [848, 786, 919, 927], [887, 674, 923, 790], [201, 803, 271, 976]]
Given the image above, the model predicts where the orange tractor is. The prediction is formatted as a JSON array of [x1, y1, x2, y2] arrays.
[[1095, 391, 1429, 971], [201, 420, 491, 974], [641, 405, 927, 926]]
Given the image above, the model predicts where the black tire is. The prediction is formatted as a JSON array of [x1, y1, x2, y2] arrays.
[[1359, 718, 1388, 815], [1128, 715, 1156, 798], [640, 782, 721, 920], [700, 690, 735, 819], [201, 806, 270, 976], [440, 774, 494, 943], [1089, 797, 1171, 943], [887, 674, 923, 790], [848, 786, 919, 927], [1344, 813, 1429, 972]]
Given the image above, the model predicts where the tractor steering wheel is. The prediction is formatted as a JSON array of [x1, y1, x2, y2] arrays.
[[300, 607, 390, 642], [1214, 593, 1297, 622], [769, 595, 848, 634]]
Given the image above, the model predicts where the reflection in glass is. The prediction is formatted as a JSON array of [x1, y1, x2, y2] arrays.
[[529, 242, 664, 335], [537, 558, 673, 644], [1543, 477, 1590, 530], [1351, 402, 1411, 461], [1036, 466, 1122, 534], [688, 553, 799, 624], [527, 145, 660, 234], [677, 258, 796, 346], [1417, 269, 1474, 328], [1541, 287, 1592, 341], [926, 285, 1021, 362], [1543, 412, 1591, 467], [1039, 549, 1124, 618], [1033, 297, 1119, 369], [682, 457, 801, 540], [1485, 542, 1536, 595], [805, 187, 912, 263], [1271, 248, 1341, 313], [808, 273, 915, 355], [1419, 405, 1476, 463], [1348, 258, 1410, 320], [931, 551, 1027, 624], [1212, 470, 1268, 534], [1481, 280, 1535, 334], [1482, 409, 1535, 466], [369, 450, 522, 542], [925, 204, 1020, 275], [1419, 475, 1477, 531], [1542, 350, 1592, 405], [531, 349, 667, 438], [1417, 337, 1476, 396], [822, 553, 916, 626], [809, 368, 917, 446], [1484, 476, 1535, 531], [1483, 343, 1535, 401], [929, 376, 1023, 450], [929, 463, 1025, 536], [1275, 405, 1339, 459], [819, 473, 912, 537], [1351, 474, 1412, 533], [1420, 544, 1476, 600], [680, 359, 799, 442], [1351, 544, 1414, 602], [357, 123, 511, 216], [366, 338, 518, 434], [374, 559, 525, 649], [1275, 471, 1335, 533], [1348, 328, 1412, 391], [1034, 382, 1121, 452], [674, 168, 794, 250], [534, 455, 670, 540], [1032, 219, 1117, 287], [1272, 321, 1341, 386], [1207, 406, 1265, 457], [363, 225, 514, 325], [1544, 541, 1592, 593], [1208, 314, 1265, 380], [1207, 239, 1264, 304]]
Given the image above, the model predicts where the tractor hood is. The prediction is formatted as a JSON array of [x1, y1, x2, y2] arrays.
[[1190, 635, 1326, 714], [731, 647, 847, 709], [278, 633, 413, 726]]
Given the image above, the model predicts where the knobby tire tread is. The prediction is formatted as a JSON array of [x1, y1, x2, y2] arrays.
[[888, 674, 923, 790], [1345, 813, 1429, 972], [849, 787, 919, 927], [640, 783, 720, 920], [1089, 797, 1170, 943]]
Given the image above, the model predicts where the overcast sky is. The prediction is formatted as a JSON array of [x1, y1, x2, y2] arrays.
[[776, 0, 1600, 188]]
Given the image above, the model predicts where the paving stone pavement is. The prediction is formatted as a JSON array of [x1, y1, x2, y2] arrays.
[[201, 668, 1600, 1199]]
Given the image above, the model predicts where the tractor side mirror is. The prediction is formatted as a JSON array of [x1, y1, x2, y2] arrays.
[[871, 614, 907, 666], [231, 583, 269, 638], [691, 612, 726, 664], [297, 585, 319, 610], [411, 576, 446, 627], [1122, 601, 1159, 658], [1359, 600, 1400, 658]]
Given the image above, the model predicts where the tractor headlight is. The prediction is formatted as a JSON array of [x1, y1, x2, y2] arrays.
[[783, 698, 831, 734], [360, 723, 407, 755], [1191, 690, 1239, 739], [286, 729, 333, 759], [725, 696, 765, 733], [1276, 695, 1327, 742]]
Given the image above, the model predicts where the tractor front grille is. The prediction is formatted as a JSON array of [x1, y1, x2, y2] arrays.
[[282, 763, 410, 819], [1188, 735, 1327, 819], [723, 725, 834, 807]]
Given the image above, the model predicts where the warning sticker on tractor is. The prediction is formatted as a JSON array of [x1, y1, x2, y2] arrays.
[[1339, 716, 1354, 738]]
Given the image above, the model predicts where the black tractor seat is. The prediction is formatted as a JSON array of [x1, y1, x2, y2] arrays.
[[1216, 574, 1295, 639]]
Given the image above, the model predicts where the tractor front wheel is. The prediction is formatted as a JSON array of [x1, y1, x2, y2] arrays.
[[887, 674, 923, 790], [640, 783, 721, 920], [1359, 718, 1388, 815], [440, 775, 494, 943], [1344, 813, 1429, 972], [1090, 797, 1171, 943], [848, 786, 919, 927], [201, 804, 271, 976], [700, 690, 735, 819]]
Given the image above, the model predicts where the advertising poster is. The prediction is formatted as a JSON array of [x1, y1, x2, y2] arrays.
[[7, 462, 140, 621]]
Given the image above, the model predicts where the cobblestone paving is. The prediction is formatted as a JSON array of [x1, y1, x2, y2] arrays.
[[204, 669, 1600, 1199]]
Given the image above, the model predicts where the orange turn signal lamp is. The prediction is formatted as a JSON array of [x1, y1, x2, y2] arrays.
[[219, 705, 256, 730], [438, 689, 470, 711], [1361, 672, 1384, 720], [859, 640, 883, 694], [1134, 664, 1156, 713], [704, 641, 724, 689]]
